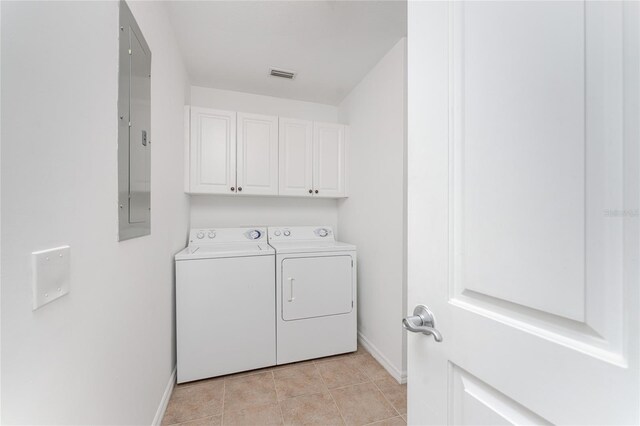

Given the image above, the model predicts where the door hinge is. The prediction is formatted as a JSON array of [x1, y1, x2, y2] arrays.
[[352, 301, 354, 308], [351, 259, 354, 267]]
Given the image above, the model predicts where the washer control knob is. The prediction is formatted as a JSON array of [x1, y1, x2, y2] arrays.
[[318, 228, 329, 237], [274, 230, 281, 236], [208, 231, 216, 239], [283, 230, 291, 236], [196, 231, 205, 239], [248, 230, 262, 240]]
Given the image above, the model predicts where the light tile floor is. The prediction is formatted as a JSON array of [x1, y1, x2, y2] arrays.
[[162, 345, 407, 426]]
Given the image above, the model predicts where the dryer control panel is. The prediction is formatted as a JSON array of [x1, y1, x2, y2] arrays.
[[188, 227, 267, 245], [267, 226, 334, 242]]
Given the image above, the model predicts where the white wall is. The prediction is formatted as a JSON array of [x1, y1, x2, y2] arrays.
[[337, 38, 407, 381], [1, 1, 189, 424], [191, 196, 338, 230], [191, 86, 338, 122], [189, 86, 340, 231]]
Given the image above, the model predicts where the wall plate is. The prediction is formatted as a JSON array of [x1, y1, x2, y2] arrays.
[[32, 246, 70, 310]]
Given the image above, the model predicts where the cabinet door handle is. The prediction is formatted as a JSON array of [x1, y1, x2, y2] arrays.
[[238, 187, 243, 192], [230, 187, 235, 192], [315, 190, 319, 194], [308, 189, 313, 194]]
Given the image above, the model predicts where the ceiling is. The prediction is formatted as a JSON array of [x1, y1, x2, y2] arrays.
[[165, 1, 407, 105]]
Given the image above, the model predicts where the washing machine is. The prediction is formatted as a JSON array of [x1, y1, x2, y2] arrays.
[[175, 227, 275, 383], [268, 226, 357, 364]]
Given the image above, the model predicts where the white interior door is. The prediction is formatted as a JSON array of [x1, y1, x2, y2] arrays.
[[279, 117, 313, 197], [407, 2, 639, 425], [313, 122, 346, 198], [237, 112, 279, 195], [189, 107, 236, 194]]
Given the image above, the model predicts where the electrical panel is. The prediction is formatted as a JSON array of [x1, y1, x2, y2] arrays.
[[118, 0, 151, 241]]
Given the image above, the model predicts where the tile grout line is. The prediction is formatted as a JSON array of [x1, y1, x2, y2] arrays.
[[273, 368, 282, 402], [271, 371, 286, 426], [277, 404, 286, 425], [355, 351, 405, 418], [335, 349, 401, 425], [326, 378, 372, 392], [371, 378, 402, 419], [168, 413, 218, 426], [221, 371, 285, 419], [316, 362, 349, 426], [315, 358, 372, 391], [276, 362, 328, 407], [353, 356, 376, 381], [221, 377, 226, 426], [361, 416, 406, 426], [163, 385, 224, 425]]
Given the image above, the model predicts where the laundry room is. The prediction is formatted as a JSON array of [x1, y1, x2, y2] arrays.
[[6, 0, 637, 425], [2, 1, 407, 425]]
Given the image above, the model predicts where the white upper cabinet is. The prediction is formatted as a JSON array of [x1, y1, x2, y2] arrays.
[[186, 107, 347, 198], [313, 122, 347, 198], [189, 107, 237, 194], [237, 112, 279, 195], [279, 118, 313, 196]]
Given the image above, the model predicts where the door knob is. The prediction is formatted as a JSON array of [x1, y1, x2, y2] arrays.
[[403, 305, 443, 342]]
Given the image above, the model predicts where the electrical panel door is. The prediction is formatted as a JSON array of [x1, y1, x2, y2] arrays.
[[118, 1, 151, 241]]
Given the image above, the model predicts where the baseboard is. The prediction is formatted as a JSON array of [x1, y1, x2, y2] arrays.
[[152, 366, 176, 426], [358, 331, 407, 384]]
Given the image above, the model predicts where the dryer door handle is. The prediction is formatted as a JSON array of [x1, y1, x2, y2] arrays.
[[288, 277, 295, 302]]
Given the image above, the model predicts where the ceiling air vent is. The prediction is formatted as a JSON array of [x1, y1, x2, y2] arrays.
[[269, 68, 296, 80]]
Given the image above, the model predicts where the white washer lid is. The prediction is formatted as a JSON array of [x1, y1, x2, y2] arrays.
[[175, 242, 274, 260], [268, 240, 356, 255]]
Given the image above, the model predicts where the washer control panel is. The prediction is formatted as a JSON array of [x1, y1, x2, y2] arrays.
[[267, 226, 334, 242], [315, 228, 330, 238], [188, 227, 266, 245], [245, 229, 263, 240]]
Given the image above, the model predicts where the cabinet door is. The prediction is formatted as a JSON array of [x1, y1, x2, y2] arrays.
[[237, 112, 279, 195], [313, 122, 347, 197], [189, 107, 236, 194], [279, 118, 313, 196]]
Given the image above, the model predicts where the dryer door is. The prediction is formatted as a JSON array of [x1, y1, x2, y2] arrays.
[[281, 255, 353, 321]]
